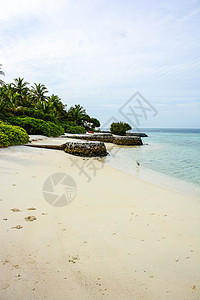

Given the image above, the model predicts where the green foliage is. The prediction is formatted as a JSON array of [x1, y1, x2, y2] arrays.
[[83, 115, 101, 131], [0, 64, 5, 86], [31, 83, 48, 103], [110, 122, 132, 136], [0, 122, 29, 147], [9, 116, 64, 137], [67, 104, 87, 126], [14, 107, 57, 123], [0, 74, 101, 134], [60, 121, 86, 134]]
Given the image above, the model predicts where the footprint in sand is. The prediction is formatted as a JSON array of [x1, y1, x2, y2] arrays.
[[96, 278, 107, 296], [12, 225, 23, 229], [10, 208, 21, 212], [25, 216, 37, 222], [1, 259, 9, 265], [192, 285, 196, 290], [68, 255, 80, 264], [2, 283, 9, 290], [12, 264, 19, 269]]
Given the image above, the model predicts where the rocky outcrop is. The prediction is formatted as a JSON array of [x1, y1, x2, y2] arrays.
[[26, 132, 144, 157], [64, 141, 108, 157], [127, 132, 148, 137], [62, 134, 143, 145], [113, 136, 142, 145], [26, 140, 108, 157], [100, 131, 148, 137]]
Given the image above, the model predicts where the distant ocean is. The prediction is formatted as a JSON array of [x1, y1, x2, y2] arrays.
[[105, 128, 200, 198]]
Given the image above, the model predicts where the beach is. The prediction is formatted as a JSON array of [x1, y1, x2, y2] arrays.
[[0, 142, 200, 300]]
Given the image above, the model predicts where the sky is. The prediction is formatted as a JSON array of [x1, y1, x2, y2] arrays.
[[0, 0, 199, 128]]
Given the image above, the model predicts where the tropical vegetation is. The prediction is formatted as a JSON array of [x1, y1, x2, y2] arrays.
[[110, 121, 131, 136], [0, 121, 29, 147], [0, 67, 100, 143], [9, 117, 65, 137]]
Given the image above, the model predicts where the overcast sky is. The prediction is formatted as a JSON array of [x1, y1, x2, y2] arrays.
[[0, 0, 199, 128]]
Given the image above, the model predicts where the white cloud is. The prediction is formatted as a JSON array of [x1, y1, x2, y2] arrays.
[[0, 0, 66, 20]]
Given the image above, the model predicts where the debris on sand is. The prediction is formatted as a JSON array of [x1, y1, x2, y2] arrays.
[[68, 255, 80, 264], [25, 216, 37, 222], [12, 225, 23, 229], [11, 208, 21, 212]]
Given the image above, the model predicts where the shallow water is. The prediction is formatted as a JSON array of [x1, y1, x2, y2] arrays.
[[105, 128, 200, 198]]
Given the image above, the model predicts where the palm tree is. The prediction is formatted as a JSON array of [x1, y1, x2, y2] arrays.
[[0, 64, 5, 86], [12, 77, 29, 94], [0, 87, 6, 113], [36, 100, 51, 114], [67, 104, 87, 126], [31, 83, 48, 103], [47, 94, 66, 118], [11, 77, 30, 106], [0, 83, 18, 115], [4, 83, 18, 110]]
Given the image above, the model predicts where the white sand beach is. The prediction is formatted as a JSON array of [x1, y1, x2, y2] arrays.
[[0, 141, 200, 300]]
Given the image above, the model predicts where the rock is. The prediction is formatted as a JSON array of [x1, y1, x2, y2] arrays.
[[127, 132, 148, 137], [113, 136, 143, 145], [62, 134, 143, 145], [100, 130, 148, 137], [64, 141, 108, 157], [26, 139, 108, 157]]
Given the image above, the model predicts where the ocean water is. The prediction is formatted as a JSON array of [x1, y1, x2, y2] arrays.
[[105, 128, 200, 197]]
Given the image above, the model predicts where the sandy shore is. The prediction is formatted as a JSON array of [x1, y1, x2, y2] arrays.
[[0, 142, 200, 299]]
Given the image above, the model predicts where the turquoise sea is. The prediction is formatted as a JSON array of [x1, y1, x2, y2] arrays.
[[105, 128, 200, 197]]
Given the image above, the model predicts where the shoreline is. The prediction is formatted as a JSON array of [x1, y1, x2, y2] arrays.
[[28, 135, 200, 198], [104, 143, 200, 199], [0, 143, 200, 299], [28, 133, 200, 199]]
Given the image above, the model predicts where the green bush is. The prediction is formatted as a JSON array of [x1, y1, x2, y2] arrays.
[[0, 130, 9, 147], [15, 107, 57, 123], [61, 122, 86, 134], [9, 116, 64, 137], [0, 122, 29, 147], [110, 122, 132, 136]]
